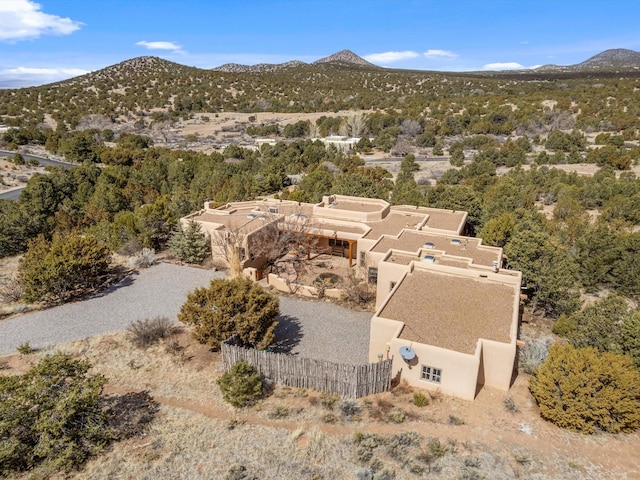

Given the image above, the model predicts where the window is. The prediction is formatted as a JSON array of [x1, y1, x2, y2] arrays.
[[360, 252, 366, 267], [390, 281, 397, 292], [267, 206, 279, 214], [367, 267, 378, 285], [421, 365, 442, 384], [329, 238, 349, 248]]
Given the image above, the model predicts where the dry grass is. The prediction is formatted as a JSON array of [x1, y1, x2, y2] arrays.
[[2, 330, 639, 480]]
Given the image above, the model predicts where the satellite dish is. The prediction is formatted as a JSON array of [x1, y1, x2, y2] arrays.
[[399, 346, 416, 361]]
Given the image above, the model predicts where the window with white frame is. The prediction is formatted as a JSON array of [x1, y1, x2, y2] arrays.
[[421, 365, 442, 384], [390, 281, 397, 292]]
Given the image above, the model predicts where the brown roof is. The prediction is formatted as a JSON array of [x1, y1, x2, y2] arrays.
[[371, 230, 501, 266], [379, 269, 516, 354], [322, 199, 385, 213], [190, 211, 273, 235], [363, 212, 426, 240], [422, 209, 467, 233]]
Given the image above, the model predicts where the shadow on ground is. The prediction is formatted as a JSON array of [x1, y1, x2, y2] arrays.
[[271, 315, 303, 353]]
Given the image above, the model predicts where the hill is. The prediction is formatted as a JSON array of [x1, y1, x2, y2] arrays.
[[536, 48, 640, 72], [1, 47, 640, 129]]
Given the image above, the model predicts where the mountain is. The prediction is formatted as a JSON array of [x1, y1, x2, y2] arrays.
[[536, 48, 640, 72], [312, 49, 377, 68], [213, 60, 306, 74], [576, 48, 640, 70], [60, 56, 197, 87], [212, 50, 375, 73]]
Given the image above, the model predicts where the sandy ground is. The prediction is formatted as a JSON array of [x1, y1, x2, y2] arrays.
[[0, 157, 44, 193]]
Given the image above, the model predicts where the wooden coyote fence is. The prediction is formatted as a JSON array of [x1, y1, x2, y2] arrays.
[[222, 337, 393, 398]]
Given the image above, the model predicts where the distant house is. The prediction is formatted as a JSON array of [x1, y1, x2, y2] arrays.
[[181, 194, 521, 400]]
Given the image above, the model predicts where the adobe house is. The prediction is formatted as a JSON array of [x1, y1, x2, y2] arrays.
[[182, 194, 522, 400], [369, 257, 521, 400], [181, 194, 467, 278]]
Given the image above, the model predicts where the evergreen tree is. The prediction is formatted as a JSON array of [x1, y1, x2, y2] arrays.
[[530, 344, 640, 434], [168, 220, 209, 264], [178, 277, 279, 350]]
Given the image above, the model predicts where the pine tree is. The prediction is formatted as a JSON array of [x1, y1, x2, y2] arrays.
[[168, 220, 209, 264]]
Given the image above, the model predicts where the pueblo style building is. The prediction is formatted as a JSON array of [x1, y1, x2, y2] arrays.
[[181, 194, 521, 400]]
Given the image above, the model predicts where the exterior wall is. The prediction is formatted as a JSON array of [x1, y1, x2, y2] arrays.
[[314, 195, 389, 222], [376, 260, 410, 309], [480, 339, 516, 391], [369, 316, 404, 363], [390, 338, 481, 401]]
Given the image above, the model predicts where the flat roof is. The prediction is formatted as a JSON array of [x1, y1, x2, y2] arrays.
[[364, 212, 426, 240], [392, 206, 466, 233], [379, 269, 516, 354], [190, 212, 274, 235], [321, 199, 385, 213], [371, 230, 501, 266]]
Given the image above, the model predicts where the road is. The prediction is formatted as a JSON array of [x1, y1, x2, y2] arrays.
[[0, 263, 372, 363], [0, 150, 75, 201], [0, 188, 22, 201]]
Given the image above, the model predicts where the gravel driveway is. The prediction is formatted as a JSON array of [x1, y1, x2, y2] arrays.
[[0, 263, 371, 363]]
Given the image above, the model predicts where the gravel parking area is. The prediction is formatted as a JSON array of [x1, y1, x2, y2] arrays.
[[0, 263, 372, 363]]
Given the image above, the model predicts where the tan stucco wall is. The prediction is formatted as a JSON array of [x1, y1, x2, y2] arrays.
[[369, 316, 404, 363], [392, 339, 480, 401], [376, 261, 409, 309], [480, 339, 516, 391]]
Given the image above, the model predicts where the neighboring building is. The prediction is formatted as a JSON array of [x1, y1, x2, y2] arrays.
[[313, 136, 361, 152], [181, 194, 521, 400]]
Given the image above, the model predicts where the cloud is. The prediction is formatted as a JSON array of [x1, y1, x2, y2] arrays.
[[0, 0, 82, 41], [0, 66, 90, 88], [483, 62, 526, 70], [136, 41, 184, 53], [4, 67, 89, 76], [423, 49, 458, 58], [364, 51, 420, 63]]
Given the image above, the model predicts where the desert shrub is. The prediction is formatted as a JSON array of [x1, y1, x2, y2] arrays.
[[0, 353, 110, 475], [427, 438, 449, 458], [0, 274, 24, 302], [168, 220, 209, 264], [217, 360, 264, 408], [224, 463, 255, 480], [503, 395, 519, 413], [16, 341, 34, 355], [267, 406, 290, 419], [388, 407, 406, 424], [128, 247, 157, 268], [412, 392, 429, 407], [373, 467, 396, 480], [386, 431, 421, 461], [178, 276, 279, 350], [529, 344, 640, 433], [368, 397, 394, 422], [101, 391, 159, 440], [518, 335, 553, 374], [319, 391, 341, 409], [18, 233, 111, 304], [448, 414, 465, 426], [355, 467, 374, 480], [339, 399, 362, 420], [354, 432, 385, 463], [127, 316, 174, 348], [321, 412, 338, 423]]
